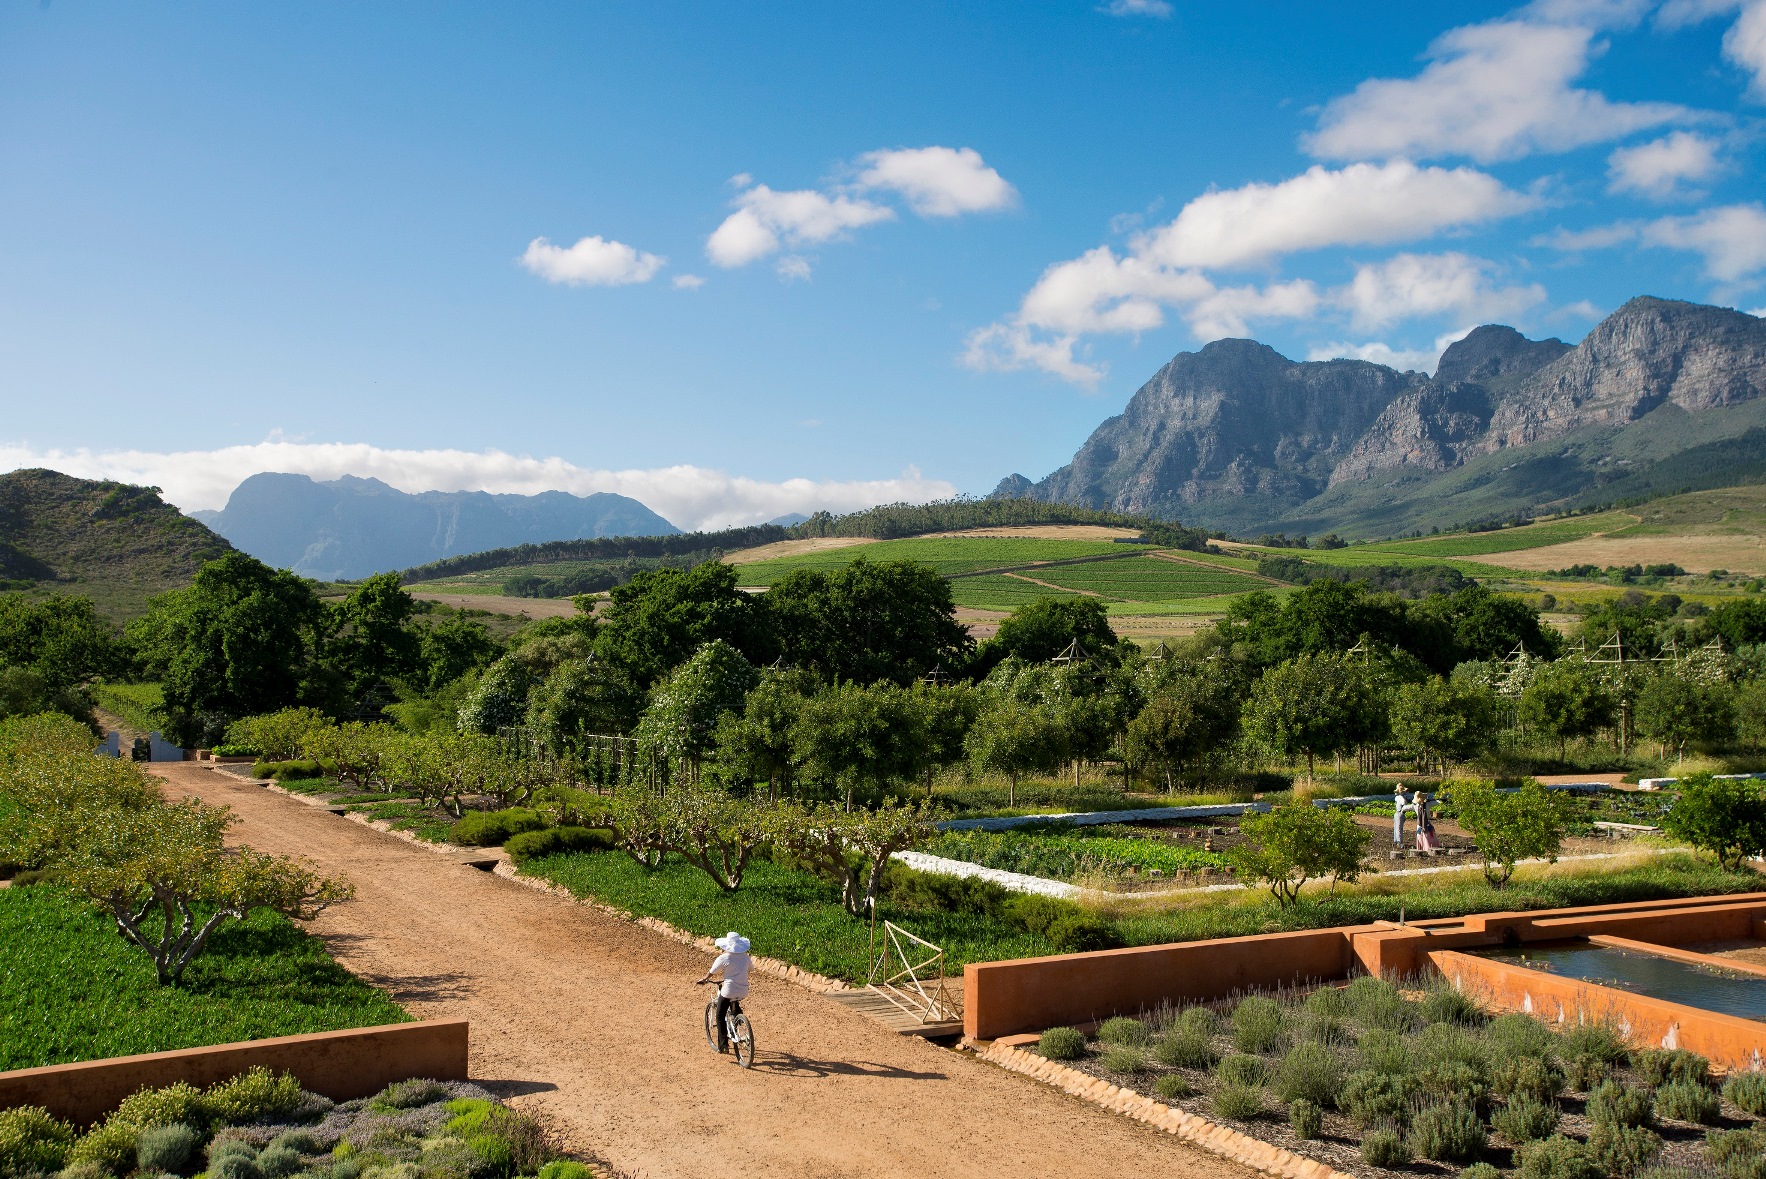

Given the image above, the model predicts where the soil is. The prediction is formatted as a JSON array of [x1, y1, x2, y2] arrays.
[[149, 763, 1256, 1179], [718, 536, 878, 564], [1457, 534, 1766, 576]]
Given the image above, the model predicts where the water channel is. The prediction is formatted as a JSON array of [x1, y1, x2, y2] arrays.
[[1480, 941, 1766, 1022]]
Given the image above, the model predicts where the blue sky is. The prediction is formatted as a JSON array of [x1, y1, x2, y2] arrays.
[[2, 1, 1763, 529]]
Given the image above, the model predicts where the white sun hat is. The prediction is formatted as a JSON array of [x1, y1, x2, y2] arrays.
[[716, 931, 750, 954]]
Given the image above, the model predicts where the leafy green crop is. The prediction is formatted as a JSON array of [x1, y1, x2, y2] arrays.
[[923, 826, 1228, 880]]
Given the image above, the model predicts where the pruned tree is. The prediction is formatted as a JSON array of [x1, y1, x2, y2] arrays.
[[634, 639, 758, 781], [1518, 660, 1614, 763], [1389, 677, 1499, 776], [1662, 772, 1766, 871], [963, 692, 1067, 808], [1242, 653, 1383, 782], [226, 707, 330, 762], [774, 798, 939, 916], [1637, 673, 1733, 763], [1227, 798, 1364, 906], [1451, 778, 1574, 887], [299, 721, 395, 789]]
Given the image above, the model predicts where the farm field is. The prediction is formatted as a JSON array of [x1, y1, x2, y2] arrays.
[[733, 534, 1134, 584], [1024, 556, 1272, 600]]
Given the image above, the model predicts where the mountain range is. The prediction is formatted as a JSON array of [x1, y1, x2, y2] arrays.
[[192, 474, 679, 580], [995, 297, 1766, 538]]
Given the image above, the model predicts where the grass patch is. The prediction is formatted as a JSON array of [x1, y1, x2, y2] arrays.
[[521, 852, 1050, 982], [0, 884, 407, 1070], [89, 682, 164, 732]]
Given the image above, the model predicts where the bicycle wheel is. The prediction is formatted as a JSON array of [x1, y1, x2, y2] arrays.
[[728, 1013, 755, 1068], [704, 1001, 722, 1051]]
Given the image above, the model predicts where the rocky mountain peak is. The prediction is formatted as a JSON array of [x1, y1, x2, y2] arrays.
[[1434, 325, 1569, 387]]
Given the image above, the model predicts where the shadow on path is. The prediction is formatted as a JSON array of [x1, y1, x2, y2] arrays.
[[746, 1052, 949, 1081]]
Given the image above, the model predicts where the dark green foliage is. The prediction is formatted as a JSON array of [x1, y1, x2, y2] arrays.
[[1486, 1012, 1559, 1060], [1589, 1121, 1664, 1176], [398, 524, 789, 585], [1212, 1083, 1265, 1121], [1706, 1126, 1766, 1179], [0, 1105, 75, 1176], [448, 808, 547, 847], [1721, 1070, 1766, 1116], [1096, 1016, 1151, 1047], [252, 760, 326, 781], [211, 1152, 261, 1179], [1492, 1096, 1561, 1144], [1638, 1048, 1711, 1090], [1654, 1080, 1721, 1125], [593, 562, 771, 689], [1421, 983, 1484, 1026], [1155, 1073, 1193, 1101], [1408, 1103, 1488, 1163], [1562, 1021, 1632, 1066], [1230, 995, 1287, 1053], [1102, 1046, 1148, 1074], [1569, 1053, 1614, 1092], [1288, 1098, 1323, 1140], [975, 597, 1121, 673], [1344, 976, 1419, 1033], [1038, 1027, 1086, 1061], [1273, 1042, 1342, 1107], [0, 886, 407, 1071], [1360, 1129, 1412, 1168], [1217, 1053, 1269, 1087], [1589, 1080, 1657, 1128], [1154, 1028, 1219, 1069], [1492, 1057, 1566, 1103], [1000, 893, 1125, 953], [1355, 1029, 1411, 1076], [254, 1145, 302, 1179], [1662, 772, 1766, 871], [503, 826, 614, 864], [1516, 1135, 1604, 1179], [1343, 1070, 1418, 1127]]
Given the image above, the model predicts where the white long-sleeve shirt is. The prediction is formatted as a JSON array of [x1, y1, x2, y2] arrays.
[[711, 951, 751, 999]]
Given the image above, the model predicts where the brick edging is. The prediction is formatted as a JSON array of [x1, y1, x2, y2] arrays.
[[231, 771, 855, 997], [966, 1039, 1355, 1179]]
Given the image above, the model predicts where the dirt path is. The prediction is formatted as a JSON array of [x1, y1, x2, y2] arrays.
[[152, 764, 1251, 1179]]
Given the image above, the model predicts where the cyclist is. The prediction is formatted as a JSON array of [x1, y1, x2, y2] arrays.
[[696, 931, 751, 1053]]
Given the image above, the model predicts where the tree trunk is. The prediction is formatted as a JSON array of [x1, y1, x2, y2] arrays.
[[1008, 772, 1017, 809]]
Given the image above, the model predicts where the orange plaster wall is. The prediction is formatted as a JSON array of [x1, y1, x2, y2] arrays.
[[964, 928, 1354, 1041], [0, 1020, 469, 1126], [1429, 950, 1766, 1071]]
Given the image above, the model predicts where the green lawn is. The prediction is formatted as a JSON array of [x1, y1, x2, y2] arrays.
[[735, 536, 1133, 585], [0, 884, 408, 1070]]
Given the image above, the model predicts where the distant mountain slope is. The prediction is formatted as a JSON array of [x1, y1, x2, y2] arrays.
[[996, 297, 1766, 537], [196, 473, 681, 580], [0, 468, 234, 619]]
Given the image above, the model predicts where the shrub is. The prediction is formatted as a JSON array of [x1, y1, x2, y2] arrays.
[[1273, 1043, 1341, 1107], [136, 1124, 201, 1175], [1360, 1129, 1411, 1168], [1096, 1016, 1151, 1047], [253, 760, 327, 781], [1418, 1060, 1490, 1110], [256, 1145, 304, 1179], [0, 1106, 76, 1176], [1706, 1126, 1766, 1179], [205, 1068, 307, 1124], [1492, 1096, 1560, 1144], [1155, 1027, 1218, 1069], [210, 744, 258, 757], [1422, 984, 1483, 1027], [1588, 1121, 1663, 1176], [268, 1131, 320, 1155], [109, 1081, 210, 1134], [1343, 1070, 1416, 1128], [1176, 1006, 1224, 1036], [1304, 986, 1351, 1018], [211, 1153, 261, 1179], [1356, 1029, 1411, 1075], [537, 1164, 593, 1179], [207, 1139, 257, 1166], [1155, 1073, 1193, 1101], [1561, 1021, 1630, 1066], [372, 1079, 451, 1111], [468, 1133, 514, 1179], [68, 1121, 137, 1174], [1568, 1053, 1612, 1091], [1515, 1136, 1604, 1179], [1462, 1164, 1502, 1179], [1102, 1046, 1148, 1075], [1212, 1083, 1264, 1121], [1045, 912, 1125, 953], [1216, 1054, 1268, 1088], [445, 1099, 497, 1137], [1637, 1049, 1710, 1088], [1288, 1098, 1322, 1140], [1485, 1012, 1557, 1060], [448, 809, 547, 848], [1348, 981, 1419, 1034], [1654, 1080, 1720, 1125], [1588, 1080, 1656, 1128], [1230, 996, 1286, 1054], [504, 826, 614, 864], [1409, 1103, 1487, 1163], [1493, 1056, 1566, 1103], [1721, 1070, 1766, 1116], [1037, 1027, 1087, 1061]]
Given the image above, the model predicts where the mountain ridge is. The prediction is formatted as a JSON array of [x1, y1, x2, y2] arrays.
[[198, 473, 681, 579], [995, 297, 1766, 537]]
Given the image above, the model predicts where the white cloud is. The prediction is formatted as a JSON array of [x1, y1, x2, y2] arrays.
[[962, 323, 1103, 387], [855, 146, 1017, 217], [1560, 299, 1605, 318], [1306, 326, 1480, 375], [671, 274, 705, 290], [1750, 305, 1766, 316], [1535, 203, 1766, 282], [1524, 0, 1654, 26], [0, 441, 957, 532], [1640, 203, 1766, 281], [1607, 131, 1723, 198], [1137, 161, 1537, 271], [775, 255, 812, 282], [1657, 1, 1766, 97], [519, 235, 666, 286], [1306, 20, 1692, 162], [705, 184, 894, 268], [1186, 281, 1323, 340], [1102, 0, 1172, 17], [1336, 252, 1547, 331]]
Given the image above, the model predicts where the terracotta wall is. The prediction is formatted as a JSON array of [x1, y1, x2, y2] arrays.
[[0, 1020, 468, 1127], [1429, 949, 1766, 1071], [964, 928, 1354, 1041]]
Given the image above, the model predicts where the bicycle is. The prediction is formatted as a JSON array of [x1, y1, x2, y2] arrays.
[[699, 986, 756, 1067]]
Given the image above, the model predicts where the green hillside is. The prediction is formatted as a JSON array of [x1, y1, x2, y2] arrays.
[[0, 469, 234, 620]]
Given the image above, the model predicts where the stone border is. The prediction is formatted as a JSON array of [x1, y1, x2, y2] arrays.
[[965, 1039, 1355, 1179]]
